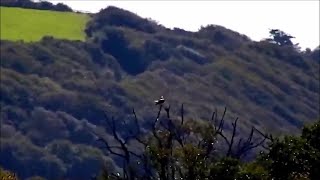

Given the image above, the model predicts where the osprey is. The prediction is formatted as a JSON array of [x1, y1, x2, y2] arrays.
[[154, 96, 165, 105]]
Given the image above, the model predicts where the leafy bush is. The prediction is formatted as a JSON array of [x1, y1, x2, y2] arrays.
[[260, 120, 320, 180], [85, 6, 158, 36]]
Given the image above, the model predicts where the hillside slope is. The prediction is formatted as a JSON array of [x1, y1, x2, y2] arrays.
[[0, 6, 319, 179], [0, 7, 89, 41]]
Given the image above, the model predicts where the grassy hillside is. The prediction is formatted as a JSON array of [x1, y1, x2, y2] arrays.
[[0, 7, 89, 41]]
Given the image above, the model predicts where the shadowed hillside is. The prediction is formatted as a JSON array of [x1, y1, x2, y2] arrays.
[[0, 5, 319, 179]]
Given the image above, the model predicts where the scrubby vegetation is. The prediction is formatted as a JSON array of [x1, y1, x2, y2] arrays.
[[0, 0, 73, 12], [0, 4, 319, 179]]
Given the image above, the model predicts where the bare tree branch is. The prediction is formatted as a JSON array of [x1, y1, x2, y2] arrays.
[[226, 117, 239, 157]]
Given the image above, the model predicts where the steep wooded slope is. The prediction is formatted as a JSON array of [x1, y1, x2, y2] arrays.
[[0, 6, 319, 179]]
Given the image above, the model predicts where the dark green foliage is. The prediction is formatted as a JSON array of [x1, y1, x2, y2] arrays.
[[264, 137, 315, 179], [260, 120, 320, 180], [99, 28, 147, 75], [0, 0, 72, 12], [143, 39, 171, 61], [0, 135, 66, 179], [0, 38, 122, 179], [1, 6, 319, 179], [46, 140, 108, 179], [309, 46, 320, 63], [196, 25, 250, 50], [209, 157, 241, 180], [302, 121, 320, 150], [236, 162, 269, 180], [54, 3, 73, 12], [267, 29, 295, 47], [85, 6, 159, 36]]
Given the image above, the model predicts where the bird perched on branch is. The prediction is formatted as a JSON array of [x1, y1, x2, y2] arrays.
[[154, 96, 165, 105]]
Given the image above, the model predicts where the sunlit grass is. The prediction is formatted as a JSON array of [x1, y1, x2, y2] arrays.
[[0, 7, 90, 41]]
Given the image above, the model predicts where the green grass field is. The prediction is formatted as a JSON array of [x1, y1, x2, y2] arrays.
[[0, 7, 90, 41]]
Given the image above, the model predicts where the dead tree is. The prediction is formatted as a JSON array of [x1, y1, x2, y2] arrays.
[[208, 107, 271, 159], [90, 104, 271, 180]]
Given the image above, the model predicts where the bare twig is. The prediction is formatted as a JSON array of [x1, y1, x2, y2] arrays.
[[226, 117, 239, 157]]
